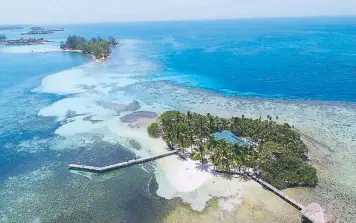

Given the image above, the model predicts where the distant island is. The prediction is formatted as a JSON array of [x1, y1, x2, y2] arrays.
[[0, 37, 52, 45], [0, 25, 23, 31], [21, 27, 64, 35], [148, 111, 318, 189], [60, 35, 118, 60]]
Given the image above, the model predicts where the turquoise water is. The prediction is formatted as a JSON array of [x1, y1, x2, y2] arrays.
[[1, 17, 356, 222], [36, 16, 356, 102], [213, 130, 247, 145]]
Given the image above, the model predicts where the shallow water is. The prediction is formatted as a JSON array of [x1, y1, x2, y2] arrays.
[[1, 17, 356, 222]]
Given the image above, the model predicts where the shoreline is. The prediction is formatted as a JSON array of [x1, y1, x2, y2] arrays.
[[61, 49, 110, 62], [0, 40, 53, 46], [113, 115, 318, 218]]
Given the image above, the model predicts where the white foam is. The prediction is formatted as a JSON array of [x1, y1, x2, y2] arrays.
[[34, 68, 138, 96]]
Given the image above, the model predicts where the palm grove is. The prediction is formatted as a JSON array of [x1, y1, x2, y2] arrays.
[[148, 111, 318, 189], [60, 35, 118, 60]]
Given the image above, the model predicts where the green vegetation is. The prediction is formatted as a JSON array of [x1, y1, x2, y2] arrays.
[[147, 122, 160, 138], [0, 34, 6, 40], [60, 35, 118, 60], [21, 28, 64, 35], [0, 38, 50, 45], [147, 111, 318, 189]]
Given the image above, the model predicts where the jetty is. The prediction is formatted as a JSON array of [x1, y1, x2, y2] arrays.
[[68, 150, 179, 173], [68, 150, 328, 223], [218, 170, 327, 223]]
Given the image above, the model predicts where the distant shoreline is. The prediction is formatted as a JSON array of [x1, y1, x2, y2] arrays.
[[21, 28, 64, 35], [60, 36, 118, 61], [0, 38, 52, 45], [61, 48, 110, 62]]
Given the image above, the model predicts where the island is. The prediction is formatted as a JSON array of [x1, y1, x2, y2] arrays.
[[0, 25, 23, 31], [147, 111, 318, 189], [0, 37, 52, 45], [60, 35, 118, 60], [21, 27, 64, 35]]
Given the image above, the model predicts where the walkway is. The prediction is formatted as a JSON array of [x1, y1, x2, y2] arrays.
[[68, 151, 326, 223], [68, 150, 179, 173], [217, 170, 326, 223]]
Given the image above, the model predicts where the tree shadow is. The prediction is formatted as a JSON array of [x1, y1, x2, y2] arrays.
[[194, 163, 213, 173], [177, 152, 189, 161], [214, 169, 251, 182]]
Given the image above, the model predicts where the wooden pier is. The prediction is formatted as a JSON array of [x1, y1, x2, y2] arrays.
[[68, 150, 179, 173], [69, 152, 326, 223], [217, 170, 326, 223], [248, 174, 306, 210]]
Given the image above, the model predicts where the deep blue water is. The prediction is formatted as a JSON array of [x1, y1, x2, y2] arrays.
[[151, 18, 356, 101], [39, 16, 356, 102]]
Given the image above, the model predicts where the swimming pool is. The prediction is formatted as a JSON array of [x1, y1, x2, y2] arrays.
[[212, 130, 247, 145]]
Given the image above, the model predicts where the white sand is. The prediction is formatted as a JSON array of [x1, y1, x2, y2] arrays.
[[166, 159, 213, 192]]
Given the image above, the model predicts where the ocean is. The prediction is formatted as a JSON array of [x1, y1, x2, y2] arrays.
[[0, 17, 356, 222]]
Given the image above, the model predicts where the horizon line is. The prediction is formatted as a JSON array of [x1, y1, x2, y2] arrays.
[[1, 14, 356, 26]]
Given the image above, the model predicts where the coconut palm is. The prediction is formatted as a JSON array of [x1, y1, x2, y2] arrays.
[[149, 110, 317, 189]]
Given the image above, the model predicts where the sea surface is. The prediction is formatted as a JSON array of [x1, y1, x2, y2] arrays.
[[1, 17, 356, 222]]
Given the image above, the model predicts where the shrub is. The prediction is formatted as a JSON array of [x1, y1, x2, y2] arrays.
[[147, 123, 160, 138]]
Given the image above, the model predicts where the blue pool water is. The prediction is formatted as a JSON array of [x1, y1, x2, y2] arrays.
[[212, 130, 247, 145]]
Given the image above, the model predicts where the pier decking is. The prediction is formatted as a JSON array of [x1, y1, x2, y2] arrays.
[[217, 170, 326, 223], [68, 150, 179, 173], [69, 152, 326, 223], [248, 174, 306, 210]]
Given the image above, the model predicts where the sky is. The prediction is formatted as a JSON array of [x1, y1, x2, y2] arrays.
[[1, 0, 356, 24]]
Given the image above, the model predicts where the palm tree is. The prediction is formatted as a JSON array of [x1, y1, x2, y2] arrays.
[[232, 144, 246, 172], [207, 113, 214, 133], [211, 140, 225, 171], [161, 118, 175, 148], [217, 140, 233, 171], [187, 111, 194, 151]]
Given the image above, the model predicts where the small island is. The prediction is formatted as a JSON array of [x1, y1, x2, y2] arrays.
[[148, 111, 318, 189], [60, 35, 118, 60], [0, 25, 23, 31], [21, 27, 64, 35], [0, 37, 52, 45]]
